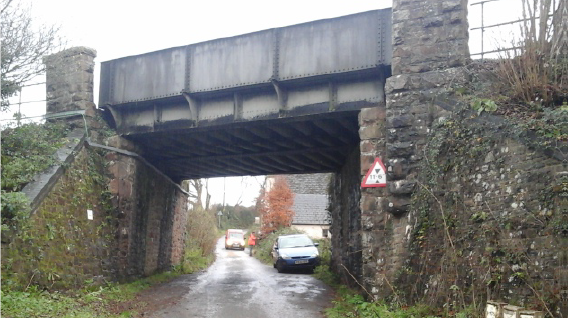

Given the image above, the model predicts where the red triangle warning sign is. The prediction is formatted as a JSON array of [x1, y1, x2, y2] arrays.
[[362, 158, 387, 188]]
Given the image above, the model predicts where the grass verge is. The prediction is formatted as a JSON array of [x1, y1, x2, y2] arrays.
[[1, 271, 180, 318]]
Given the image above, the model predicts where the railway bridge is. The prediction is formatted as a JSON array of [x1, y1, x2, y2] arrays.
[[98, 9, 392, 181]]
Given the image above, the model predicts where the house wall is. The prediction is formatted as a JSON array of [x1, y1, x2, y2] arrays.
[[292, 224, 330, 239]]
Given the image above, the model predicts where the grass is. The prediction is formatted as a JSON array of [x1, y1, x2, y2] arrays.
[[325, 287, 440, 318], [181, 247, 215, 274], [1, 271, 181, 318]]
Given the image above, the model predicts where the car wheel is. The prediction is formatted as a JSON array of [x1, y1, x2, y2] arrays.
[[308, 267, 315, 274], [276, 261, 286, 273]]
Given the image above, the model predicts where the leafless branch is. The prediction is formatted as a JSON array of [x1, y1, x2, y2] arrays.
[[1, 0, 66, 109]]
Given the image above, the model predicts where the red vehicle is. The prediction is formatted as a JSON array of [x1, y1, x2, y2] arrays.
[[225, 229, 245, 250]]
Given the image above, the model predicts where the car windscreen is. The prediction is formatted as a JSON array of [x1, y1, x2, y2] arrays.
[[279, 236, 314, 248], [229, 233, 243, 239]]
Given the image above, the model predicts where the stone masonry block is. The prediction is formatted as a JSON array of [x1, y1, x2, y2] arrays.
[[359, 123, 384, 140], [387, 68, 470, 94], [442, 0, 466, 12], [360, 139, 378, 153], [387, 142, 414, 158], [385, 196, 411, 215], [387, 158, 409, 180], [486, 301, 507, 318], [359, 106, 386, 123], [503, 305, 523, 318], [387, 115, 414, 128], [388, 180, 416, 195], [361, 194, 378, 211], [105, 136, 140, 153]]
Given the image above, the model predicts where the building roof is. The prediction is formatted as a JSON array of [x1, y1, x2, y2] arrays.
[[292, 193, 330, 225], [286, 173, 331, 195]]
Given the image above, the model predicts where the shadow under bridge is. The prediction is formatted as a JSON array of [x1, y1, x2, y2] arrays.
[[98, 9, 392, 182]]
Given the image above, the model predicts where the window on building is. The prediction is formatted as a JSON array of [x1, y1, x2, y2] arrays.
[[322, 228, 329, 238]]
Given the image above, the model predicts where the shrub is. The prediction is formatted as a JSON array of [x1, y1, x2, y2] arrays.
[[1, 122, 69, 233], [496, 0, 562, 108], [182, 207, 218, 273]]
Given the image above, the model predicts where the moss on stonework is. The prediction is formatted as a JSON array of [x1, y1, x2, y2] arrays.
[[2, 146, 116, 291], [399, 110, 562, 313]]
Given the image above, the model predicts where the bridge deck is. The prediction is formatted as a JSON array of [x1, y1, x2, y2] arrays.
[[98, 9, 392, 181]]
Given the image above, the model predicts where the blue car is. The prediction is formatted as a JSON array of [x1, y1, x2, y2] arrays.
[[272, 234, 320, 273]]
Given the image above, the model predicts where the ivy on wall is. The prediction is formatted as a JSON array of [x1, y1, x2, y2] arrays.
[[2, 146, 116, 291], [1, 122, 70, 234], [400, 106, 563, 314]]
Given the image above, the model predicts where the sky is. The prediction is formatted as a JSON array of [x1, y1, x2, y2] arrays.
[[4, 0, 527, 206]]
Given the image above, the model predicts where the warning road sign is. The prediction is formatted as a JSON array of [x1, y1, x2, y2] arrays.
[[362, 158, 387, 188]]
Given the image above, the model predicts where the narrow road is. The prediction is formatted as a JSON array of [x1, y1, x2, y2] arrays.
[[146, 237, 334, 318]]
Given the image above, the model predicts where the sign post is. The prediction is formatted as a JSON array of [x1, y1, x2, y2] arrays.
[[217, 211, 223, 228], [362, 158, 387, 188]]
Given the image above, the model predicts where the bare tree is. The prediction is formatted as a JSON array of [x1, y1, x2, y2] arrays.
[[183, 178, 211, 211], [1, 0, 65, 111]]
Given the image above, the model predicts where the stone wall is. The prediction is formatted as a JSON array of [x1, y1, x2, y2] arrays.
[[355, 0, 471, 299], [1, 47, 190, 288], [401, 114, 564, 311], [329, 146, 363, 287], [104, 137, 189, 280], [3, 136, 189, 288], [351, 0, 565, 313], [43, 47, 96, 115], [2, 146, 116, 289], [42, 47, 107, 144]]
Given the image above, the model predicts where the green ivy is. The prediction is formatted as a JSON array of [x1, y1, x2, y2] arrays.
[[1, 121, 71, 242], [470, 98, 498, 115]]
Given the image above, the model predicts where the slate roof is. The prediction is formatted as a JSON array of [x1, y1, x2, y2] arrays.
[[291, 193, 330, 225], [286, 173, 331, 195]]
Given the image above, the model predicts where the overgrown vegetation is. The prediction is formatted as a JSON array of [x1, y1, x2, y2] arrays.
[[181, 205, 218, 274], [2, 146, 115, 290], [181, 179, 224, 274], [325, 288, 441, 318], [489, 0, 564, 114], [398, 108, 561, 315], [1, 271, 180, 318], [1, 122, 71, 237], [312, 231, 446, 318]]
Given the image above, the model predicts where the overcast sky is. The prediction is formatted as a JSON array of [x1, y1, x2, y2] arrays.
[[6, 0, 526, 206]]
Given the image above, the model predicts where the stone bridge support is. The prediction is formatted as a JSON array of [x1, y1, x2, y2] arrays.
[[43, 47, 97, 127], [33, 47, 190, 284], [356, 0, 470, 298]]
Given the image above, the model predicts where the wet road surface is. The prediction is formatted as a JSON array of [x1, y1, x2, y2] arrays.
[[148, 237, 334, 318]]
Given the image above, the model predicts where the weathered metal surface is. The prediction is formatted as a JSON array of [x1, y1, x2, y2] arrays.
[[98, 9, 392, 180], [107, 47, 186, 104], [188, 30, 275, 93], [277, 11, 380, 80], [99, 9, 391, 106]]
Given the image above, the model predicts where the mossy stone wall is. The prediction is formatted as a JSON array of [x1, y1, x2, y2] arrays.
[[3, 147, 115, 289]]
